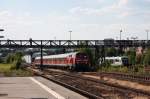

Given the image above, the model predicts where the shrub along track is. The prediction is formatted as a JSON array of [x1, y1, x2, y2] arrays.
[[26, 67, 150, 99]]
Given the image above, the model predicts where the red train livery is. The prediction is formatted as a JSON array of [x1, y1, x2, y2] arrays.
[[33, 52, 89, 70]]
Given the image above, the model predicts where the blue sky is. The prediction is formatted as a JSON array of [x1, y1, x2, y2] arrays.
[[0, 0, 150, 40]]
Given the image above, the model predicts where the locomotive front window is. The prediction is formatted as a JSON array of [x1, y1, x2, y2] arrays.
[[76, 53, 88, 59]]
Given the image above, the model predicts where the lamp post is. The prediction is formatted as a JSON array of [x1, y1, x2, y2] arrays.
[[146, 29, 149, 41], [54, 36, 56, 40], [120, 29, 122, 40], [116, 36, 118, 40], [69, 30, 72, 40]]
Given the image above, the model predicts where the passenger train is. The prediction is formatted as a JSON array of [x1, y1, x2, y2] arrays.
[[33, 52, 89, 71], [104, 56, 129, 66]]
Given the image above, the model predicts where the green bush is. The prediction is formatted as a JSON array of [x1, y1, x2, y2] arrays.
[[0, 63, 33, 77], [144, 49, 150, 66], [5, 54, 14, 63], [5, 52, 23, 70]]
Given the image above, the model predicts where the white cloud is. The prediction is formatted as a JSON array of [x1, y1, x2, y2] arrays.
[[69, 0, 130, 17], [118, 0, 128, 7], [120, 11, 130, 17], [0, 0, 150, 40], [146, 0, 150, 2], [69, 7, 104, 16], [0, 10, 81, 40], [0, 11, 12, 17], [97, 0, 104, 3]]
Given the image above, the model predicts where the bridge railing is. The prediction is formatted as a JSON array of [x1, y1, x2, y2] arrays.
[[0, 40, 150, 48]]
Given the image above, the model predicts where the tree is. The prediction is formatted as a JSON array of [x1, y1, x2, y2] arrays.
[[105, 48, 117, 57], [14, 52, 23, 69], [144, 49, 150, 66], [5, 54, 15, 63], [125, 48, 136, 65], [5, 52, 23, 69], [136, 54, 143, 65]]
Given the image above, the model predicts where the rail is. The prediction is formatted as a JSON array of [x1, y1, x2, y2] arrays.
[[83, 72, 150, 85], [27, 67, 150, 98], [25, 67, 104, 99]]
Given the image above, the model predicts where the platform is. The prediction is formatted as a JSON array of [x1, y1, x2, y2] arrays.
[[0, 77, 87, 99]]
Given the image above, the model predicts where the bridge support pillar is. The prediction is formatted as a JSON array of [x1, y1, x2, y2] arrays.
[[30, 51, 33, 62], [40, 41, 43, 70], [95, 46, 105, 68], [63, 48, 66, 53], [101, 46, 105, 65], [95, 46, 100, 66], [95, 46, 105, 65]]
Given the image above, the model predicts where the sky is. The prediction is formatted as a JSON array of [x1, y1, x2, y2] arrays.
[[0, 0, 150, 40]]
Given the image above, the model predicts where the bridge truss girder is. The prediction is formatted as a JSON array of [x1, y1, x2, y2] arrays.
[[0, 39, 150, 70]]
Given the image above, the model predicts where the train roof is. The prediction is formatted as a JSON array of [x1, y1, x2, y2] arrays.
[[105, 56, 128, 60], [32, 52, 47, 58], [105, 57, 122, 60], [35, 52, 78, 59]]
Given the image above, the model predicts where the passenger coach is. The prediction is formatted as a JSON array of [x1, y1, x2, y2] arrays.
[[104, 56, 129, 66], [33, 52, 89, 71]]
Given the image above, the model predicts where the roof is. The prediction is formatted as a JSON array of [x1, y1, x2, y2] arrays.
[[35, 52, 78, 60], [32, 52, 47, 58], [105, 56, 128, 60], [105, 57, 122, 60]]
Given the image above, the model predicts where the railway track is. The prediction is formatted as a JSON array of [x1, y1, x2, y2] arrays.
[[26, 67, 104, 99], [27, 68, 150, 98], [82, 72, 150, 85], [44, 69, 150, 97], [23, 63, 150, 99]]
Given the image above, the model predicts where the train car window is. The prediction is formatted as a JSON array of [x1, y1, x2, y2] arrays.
[[115, 59, 119, 62]]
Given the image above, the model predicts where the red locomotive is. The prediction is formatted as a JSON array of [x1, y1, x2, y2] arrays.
[[33, 52, 89, 71]]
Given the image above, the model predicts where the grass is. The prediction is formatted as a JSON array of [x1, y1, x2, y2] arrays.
[[0, 63, 33, 77], [0, 64, 12, 72], [98, 65, 150, 76]]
